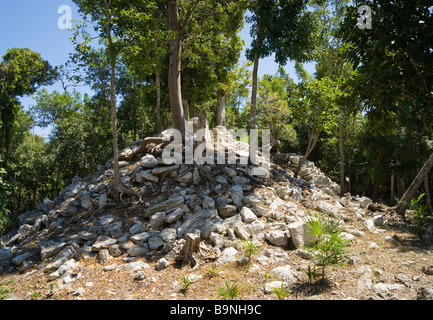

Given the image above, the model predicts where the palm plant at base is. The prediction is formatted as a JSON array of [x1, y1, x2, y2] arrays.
[[272, 282, 292, 300], [239, 239, 262, 265], [218, 281, 240, 300], [302, 213, 347, 282]]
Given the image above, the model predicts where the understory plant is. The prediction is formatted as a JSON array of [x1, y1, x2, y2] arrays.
[[181, 275, 193, 294], [0, 280, 14, 300], [218, 281, 240, 300], [272, 282, 291, 300], [208, 264, 220, 278], [301, 265, 320, 284], [0, 186, 17, 235], [402, 193, 431, 238], [0, 193, 11, 235], [239, 239, 262, 264], [262, 272, 271, 281], [302, 213, 347, 282]]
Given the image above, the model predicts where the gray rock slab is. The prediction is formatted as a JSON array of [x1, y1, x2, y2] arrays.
[[0, 248, 13, 262], [287, 220, 315, 249], [143, 196, 184, 218], [218, 205, 237, 218], [202, 196, 215, 209], [160, 228, 177, 243], [240, 207, 257, 223], [151, 165, 180, 175], [19, 210, 44, 224], [128, 246, 149, 257], [98, 214, 115, 226], [140, 155, 158, 168], [148, 236, 165, 250], [177, 209, 218, 239], [216, 247, 238, 266], [270, 265, 296, 282], [265, 230, 290, 247], [177, 172, 193, 183], [150, 212, 166, 229], [98, 193, 107, 210], [12, 252, 34, 266], [91, 236, 117, 251], [124, 260, 151, 271], [156, 258, 170, 271], [136, 170, 159, 183], [230, 185, 244, 208], [165, 207, 185, 224], [130, 232, 151, 245], [40, 240, 68, 261], [129, 223, 148, 235]]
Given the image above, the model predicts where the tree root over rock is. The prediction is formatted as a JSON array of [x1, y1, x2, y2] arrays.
[[119, 137, 167, 161], [106, 183, 142, 205], [170, 233, 217, 270]]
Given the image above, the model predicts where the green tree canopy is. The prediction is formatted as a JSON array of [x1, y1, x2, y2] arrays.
[[0, 48, 57, 160]]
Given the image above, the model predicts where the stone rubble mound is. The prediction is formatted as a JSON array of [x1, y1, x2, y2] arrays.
[[0, 126, 397, 293]]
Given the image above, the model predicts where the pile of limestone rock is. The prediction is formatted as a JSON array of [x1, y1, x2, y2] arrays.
[[0, 126, 378, 289], [286, 155, 341, 196]]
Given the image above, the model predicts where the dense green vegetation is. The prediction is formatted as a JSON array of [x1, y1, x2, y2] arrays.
[[0, 0, 432, 234]]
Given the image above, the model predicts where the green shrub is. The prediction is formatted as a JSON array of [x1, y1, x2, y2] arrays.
[[303, 213, 347, 282], [402, 193, 430, 238], [0, 191, 17, 235]]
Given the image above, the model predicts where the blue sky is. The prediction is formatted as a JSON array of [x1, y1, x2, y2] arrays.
[[0, 1, 315, 138]]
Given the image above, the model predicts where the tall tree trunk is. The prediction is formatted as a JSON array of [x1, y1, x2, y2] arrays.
[[216, 89, 227, 127], [184, 100, 189, 121], [133, 125, 137, 142], [132, 98, 137, 141], [32, 181, 37, 210], [168, 0, 185, 137], [372, 182, 379, 203], [425, 175, 432, 212], [294, 129, 319, 178], [397, 175, 403, 199], [250, 22, 262, 130], [32, 121, 35, 144], [339, 118, 345, 196], [348, 150, 351, 194], [106, 40, 141, 201], [156, 69, 163, 134], [109, 59, 122, 200], [0, 103, 6, 162], [395, 151, 433, 216], [182, 75, 190, 121], [390, 172, 395, 205], [189, 102, 196, 119], [0, 108, 2, 150], [105, 3, 121, 201]]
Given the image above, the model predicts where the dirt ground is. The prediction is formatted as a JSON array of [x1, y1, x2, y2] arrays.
[[1, 213, 432, 301]]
